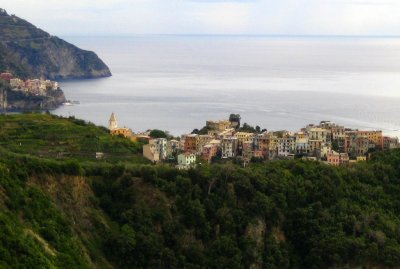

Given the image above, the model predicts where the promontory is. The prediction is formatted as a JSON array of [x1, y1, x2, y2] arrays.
[[0, 8, 111, 80]]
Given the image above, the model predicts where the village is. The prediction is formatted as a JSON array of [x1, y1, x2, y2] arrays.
[[107, 112, 400, 169], [0, 72, 60, 96]]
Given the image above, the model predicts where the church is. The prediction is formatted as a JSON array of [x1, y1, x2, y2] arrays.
[[108, 112, 136, 140]]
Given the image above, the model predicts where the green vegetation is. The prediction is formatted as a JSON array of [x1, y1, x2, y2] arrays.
[[0, 113, 146, 163], [192, 126, 211, 135], [229, 113, 241, 129], [0, 156, 92, 268], [92, 154, 400, 268], [149, 129, 168, 139], [1, 113, 400, 268]]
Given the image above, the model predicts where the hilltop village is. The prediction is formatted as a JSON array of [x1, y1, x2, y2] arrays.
[[1, 72, 60, 95], [0, 72, 65, 110], [108, 113, 400, 169]]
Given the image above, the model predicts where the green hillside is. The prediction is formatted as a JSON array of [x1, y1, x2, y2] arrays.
[[1, 114, 400, 268], [0, 8, 111, 79], [0, 113, 145, 163]]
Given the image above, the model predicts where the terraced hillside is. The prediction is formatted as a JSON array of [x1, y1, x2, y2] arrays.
[[0, 113, 145, 163]]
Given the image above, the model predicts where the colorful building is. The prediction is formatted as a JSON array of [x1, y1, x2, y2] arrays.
[[221, 137, 238, 158], [202, 144, 219, 163], [277, 136, 295, 157], [177, 153, 196, 169], [357, 130, 383, 149], [184, 134, 198, 154], [327, 151, 350, 166], [0, 72, 12, 82], [143, 138, 168, 162], [206, 120, 232, 132], [383, 136, 399, 150]]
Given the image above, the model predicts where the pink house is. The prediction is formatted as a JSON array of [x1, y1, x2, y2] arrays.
[[202, 144, 218, 163]]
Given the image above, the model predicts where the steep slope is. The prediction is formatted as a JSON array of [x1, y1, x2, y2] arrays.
[[1, 114, 400, 268], [0, 8, 111, 79]]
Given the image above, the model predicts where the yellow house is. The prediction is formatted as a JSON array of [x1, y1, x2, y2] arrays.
[[357, 130, 383, 149], [111, 128, 132, 138], [356, 156, 367, 162], [234, 132, 255, 143]]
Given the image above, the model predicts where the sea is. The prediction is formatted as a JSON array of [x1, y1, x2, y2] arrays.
[[53, 36, 400, 137]]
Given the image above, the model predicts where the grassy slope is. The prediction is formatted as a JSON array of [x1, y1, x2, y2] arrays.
[[1, 114, 400, 268], [0, 113, 147, 163]]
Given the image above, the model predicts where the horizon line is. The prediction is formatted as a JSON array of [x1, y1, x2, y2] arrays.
[[60, 34, 400, 39]]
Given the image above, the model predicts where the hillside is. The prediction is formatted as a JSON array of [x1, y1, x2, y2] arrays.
[[0, 113, 146, 163], [1, 114, 400, 268], [0, 8, 111, 79]]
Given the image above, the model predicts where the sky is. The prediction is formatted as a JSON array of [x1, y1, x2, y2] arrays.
[[1, 0, 400, 36]]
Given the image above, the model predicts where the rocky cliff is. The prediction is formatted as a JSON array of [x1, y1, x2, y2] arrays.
[[5, 88, 67, 111], [0, 8, 111, 79], [0, 79, 66, 111]]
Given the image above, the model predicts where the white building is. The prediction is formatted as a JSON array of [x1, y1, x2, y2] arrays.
[[295, 138, 309, 155], [143, 138, 168, 162], [177, 153, 197, 169], [221, 137, 238, 158], [308, 127, 329, 143], [320, 144, 332, 159], [167, 139, 180, 156], [277, 136, 295, 157]]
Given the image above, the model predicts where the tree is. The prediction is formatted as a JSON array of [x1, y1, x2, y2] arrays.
[[239, 123, 257, 133], [229, 114, 241, 129], [208, 236, 242, 269], [332, 140, 339, 151], [149, 129, 167, 138]]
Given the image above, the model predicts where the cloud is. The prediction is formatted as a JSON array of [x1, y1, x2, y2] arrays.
[[333, 0, 396, 6], [1, 0, 400, 35], [186, 1, 253, 33], [188, 0, 256, 2]]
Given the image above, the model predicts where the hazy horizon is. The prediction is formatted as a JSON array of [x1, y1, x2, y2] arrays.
[[3, 0, 400, 36], [53, 36, 400, 137], [61, 34, 400, 38]]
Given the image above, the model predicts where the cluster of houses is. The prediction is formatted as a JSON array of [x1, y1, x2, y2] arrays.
[[0, 72, 59, 96], [108, 113, 399, 169]]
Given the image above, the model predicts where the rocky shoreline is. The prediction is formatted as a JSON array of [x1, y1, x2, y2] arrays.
[[1, 88, 67, 111]]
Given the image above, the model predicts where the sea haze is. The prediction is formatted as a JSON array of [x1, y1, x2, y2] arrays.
[[53, 36, 400, 137]]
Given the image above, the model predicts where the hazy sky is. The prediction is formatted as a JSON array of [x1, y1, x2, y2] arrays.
[[2, 0, 400, 36]]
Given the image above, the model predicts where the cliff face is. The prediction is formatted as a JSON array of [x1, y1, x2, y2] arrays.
[[0, 9, 111, 79], [0, 78, 66, 111], [5, 89, 67, 111]]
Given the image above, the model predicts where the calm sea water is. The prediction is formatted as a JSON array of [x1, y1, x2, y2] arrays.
[[53, 36, 400, 137]]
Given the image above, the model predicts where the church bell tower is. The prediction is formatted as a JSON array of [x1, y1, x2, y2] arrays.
[[109, 112, 118, 130]]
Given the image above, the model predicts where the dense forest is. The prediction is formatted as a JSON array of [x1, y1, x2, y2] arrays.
[[1, 114, 400, 268]]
